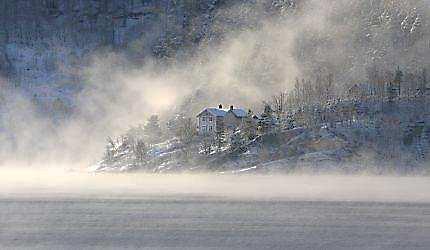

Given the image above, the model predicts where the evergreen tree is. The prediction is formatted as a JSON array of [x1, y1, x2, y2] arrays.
[[259, 104, 276, 134], [166, 113, 184, 137], [144, 115, 163, 144], [242, 109, 257, 141]]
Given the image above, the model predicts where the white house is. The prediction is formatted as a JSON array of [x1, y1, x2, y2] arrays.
[[196, 105, 247, 135]]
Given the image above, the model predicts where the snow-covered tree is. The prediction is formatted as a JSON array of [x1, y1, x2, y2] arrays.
[[133, 139, 148, 163], [103, 136, 116, 163], [230, 129, 245, 152], [214, 123, 226, 152], [259, 104, 276, 134], [200, 137, 213, 155], [242, 109, 258, 141]]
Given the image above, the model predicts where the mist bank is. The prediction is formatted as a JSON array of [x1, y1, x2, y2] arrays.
[[1, 169, 430, 203]]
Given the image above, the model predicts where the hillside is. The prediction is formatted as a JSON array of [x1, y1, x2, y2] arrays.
[[0, 0, 428, 165], [1, 1, 427, 108]]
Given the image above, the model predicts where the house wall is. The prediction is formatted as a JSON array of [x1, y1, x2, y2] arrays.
[[215, 116, 224, 132], [224, 111, 243, 131], [197, 110, 216, 135], [197, 109, 245, 136]]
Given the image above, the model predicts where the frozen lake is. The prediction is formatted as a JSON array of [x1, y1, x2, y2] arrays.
[[0, 198, 430, 249], [1, 171, 430, 249]]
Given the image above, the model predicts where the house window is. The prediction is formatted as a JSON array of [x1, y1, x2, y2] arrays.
[[201, 125, 206, 131], [209, 126, 213, 131], [209, 117, 213, 122], [202, 117, 206, 122]]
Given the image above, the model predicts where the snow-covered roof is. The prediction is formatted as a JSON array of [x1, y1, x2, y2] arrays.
[[197, 108, 228, 117], [197, 107, 248, 118], [229, 108, 247, 118]]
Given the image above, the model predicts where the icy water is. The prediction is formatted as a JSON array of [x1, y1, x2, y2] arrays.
[[1, 171, 430, 249], [0, 198, 430, 249]]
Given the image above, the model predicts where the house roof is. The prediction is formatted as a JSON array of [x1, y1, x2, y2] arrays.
[[197, 108, 228, 117], [197, 107, 248, 118], [229, 108, 247, 118]]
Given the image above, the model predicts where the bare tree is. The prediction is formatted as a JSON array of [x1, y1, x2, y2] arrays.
[[272, 92, 288, 116]]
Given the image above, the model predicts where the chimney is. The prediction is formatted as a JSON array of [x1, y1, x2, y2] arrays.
[[219, 104, 223, 109], [230, 105, 234, 110]]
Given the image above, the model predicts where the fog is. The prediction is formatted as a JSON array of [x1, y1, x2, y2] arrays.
[[1, 169, 429, 203], [0, 0, 428, 167]]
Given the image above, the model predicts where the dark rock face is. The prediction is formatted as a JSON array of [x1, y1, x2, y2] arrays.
[[0, 0, 222, 92]]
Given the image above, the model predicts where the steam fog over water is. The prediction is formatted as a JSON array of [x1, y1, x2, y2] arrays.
[[1, 170, 430, 249], [1, 170, 430, 203]]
